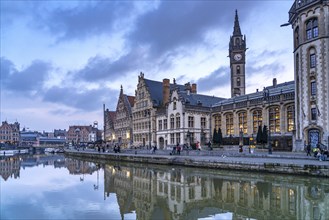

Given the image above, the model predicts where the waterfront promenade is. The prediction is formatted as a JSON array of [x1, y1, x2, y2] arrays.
[[65, 147, 329, 177]]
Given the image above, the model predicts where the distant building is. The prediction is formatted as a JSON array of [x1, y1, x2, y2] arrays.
[[0, 121, 20, 145], [67, 124, 101, 145]]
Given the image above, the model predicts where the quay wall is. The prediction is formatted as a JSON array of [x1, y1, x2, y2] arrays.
[[64, 150, 329, 177]]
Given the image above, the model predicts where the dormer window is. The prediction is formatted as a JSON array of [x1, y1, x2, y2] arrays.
[[306, 18, 318, 40]]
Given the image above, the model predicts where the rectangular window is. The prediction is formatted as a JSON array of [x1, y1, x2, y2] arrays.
[[176, 116, 180, 129], [188, 116, 194, 128], [311, 81, 316, 96], [311, 108, 317, 120], [164, 119, 167, 130], [170, 133, 175, 144], [313, 27, 319, 38], [170, 117, 175, 129], [307, 30, 312, 40], [176, 133, 180, 145], [158, 120, 163, 131], [310, 54, 316, 68], [201, 117, 206, 129]]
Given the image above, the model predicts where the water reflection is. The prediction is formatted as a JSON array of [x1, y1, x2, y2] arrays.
[[1, 154, 329, 220], [104, 163, 329, 220]]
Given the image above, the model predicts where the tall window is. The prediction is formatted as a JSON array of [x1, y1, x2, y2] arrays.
[[214, 115, 221, 130], [311, 81, 316, 96], [201, 117, 206, 129], [176, 114, 180, 129], [287, 106, 295, 132], [236, 66, 240, 74], [188, 116, 194, 128], [294, 26, 299, 48], [226, 113, 234, 135], [173, 101, 177, 110], [253, 110, 262, 134], [237, 78, 241, 87], [269, 107, 280, 133], [170, 133, 175, 144], [176, 133, 180, 145], [306, 18, 318, 40], [310, 53, 316, 68], [311, 108, 317, 120], [238, 112, 247, 133], [170, 114, 175, 129], [158, 120, 163, 131], [164, 119, 167, 130]]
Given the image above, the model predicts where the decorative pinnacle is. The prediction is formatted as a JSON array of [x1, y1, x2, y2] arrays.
[[233, 9, 242, 36]]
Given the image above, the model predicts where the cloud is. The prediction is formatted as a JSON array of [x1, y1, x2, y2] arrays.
[[42, 86, 118, 112], [197, 66, 230, 93], [1, 57, 52, 94]]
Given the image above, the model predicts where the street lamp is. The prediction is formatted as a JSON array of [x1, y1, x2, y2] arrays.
[[263, 87, 272, 154], [239, 125, 243, 153]]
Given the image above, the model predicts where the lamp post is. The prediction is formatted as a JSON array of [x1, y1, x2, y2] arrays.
[[263, 87, 272, 154], [239, 125, 243, 153]]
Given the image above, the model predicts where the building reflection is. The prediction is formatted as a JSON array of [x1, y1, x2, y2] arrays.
[[104, 164, 329, 220]]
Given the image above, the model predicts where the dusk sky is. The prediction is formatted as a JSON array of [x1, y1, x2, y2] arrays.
[[1, 1, 294, 132]]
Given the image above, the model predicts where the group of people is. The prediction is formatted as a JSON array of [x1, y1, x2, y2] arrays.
[[306, 143, 328, 161]]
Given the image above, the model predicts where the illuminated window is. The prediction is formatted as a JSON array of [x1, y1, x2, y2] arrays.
[[287, 106, 294, 132], [214, 115, 221, 130], [226, 113, 234, 135], [253, 110, 262, 134], [238, 112, 247, 133], [269, 107, 280, 133]]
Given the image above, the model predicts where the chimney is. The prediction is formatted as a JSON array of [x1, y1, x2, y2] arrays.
[[163, 78, 170, 106], [191, 83, 197, 94], [273, 78, 277, 87], [185, 83, 191, 95]]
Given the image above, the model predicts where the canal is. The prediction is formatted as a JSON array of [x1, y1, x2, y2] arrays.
[[1, 153, 328, 220]]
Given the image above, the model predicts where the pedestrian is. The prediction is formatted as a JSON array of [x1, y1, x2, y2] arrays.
[[306, 143, 311, 156], [177, 145, 181, 155], [207, 141, 212, 150]]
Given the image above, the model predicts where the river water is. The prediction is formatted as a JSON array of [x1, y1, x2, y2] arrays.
[[1, 153, 328, 220]]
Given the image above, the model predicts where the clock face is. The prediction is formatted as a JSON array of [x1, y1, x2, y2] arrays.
[[234, 54, 242, 61]]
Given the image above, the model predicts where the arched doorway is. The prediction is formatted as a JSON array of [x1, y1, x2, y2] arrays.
[[308, 129, 320, 148], [158, 137, 164, 149]]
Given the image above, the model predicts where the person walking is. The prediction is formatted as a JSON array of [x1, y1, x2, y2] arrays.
[[306, 143, 311, 156]]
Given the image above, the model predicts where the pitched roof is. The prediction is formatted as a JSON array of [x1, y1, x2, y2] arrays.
[[213, 81, 295, 107], [144, 78, 185, 107], [179, 91, 226, 107]]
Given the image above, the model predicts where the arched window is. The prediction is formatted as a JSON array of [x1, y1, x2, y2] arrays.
[[238, 112, 247, 134], [225, 113, 234, 135], [235, 38, 240, 46], [175, 113, 180, 129], [237, 78, 241, 86], [236, 65, 240, 74], [306, 18, 318, 40], [214, 115, 221, 130], [252, 110, 262, 134], [287, 105, 294, 132], [269, 106, 280, 133]]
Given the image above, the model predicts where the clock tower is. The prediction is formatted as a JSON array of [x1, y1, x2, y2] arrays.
[[229, 10, 247, 98]]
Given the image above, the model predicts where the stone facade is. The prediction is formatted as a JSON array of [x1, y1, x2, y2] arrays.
[[112, 86, 135, 148], [288, 0, 329, 150], [0, 121, 20, 145]]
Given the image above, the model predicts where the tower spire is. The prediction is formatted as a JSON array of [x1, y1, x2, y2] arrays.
[[233, 10, 242, 36]]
